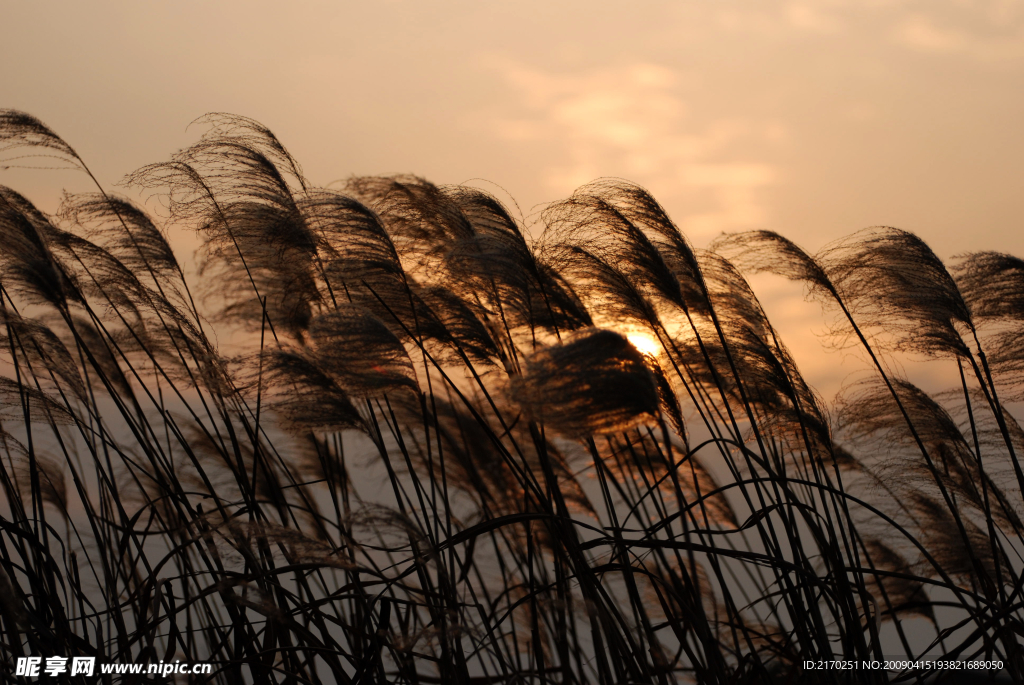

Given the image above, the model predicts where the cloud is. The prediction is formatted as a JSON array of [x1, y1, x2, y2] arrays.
[[892, 8, 1024, 64], [895, 14, 968, 53], [784, 2, 843, 34], [709, 1, 1024, 66], [715, 1, 850, 36], [492, 62, 780, 237]]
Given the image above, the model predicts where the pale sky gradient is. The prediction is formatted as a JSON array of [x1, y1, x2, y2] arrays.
[[4, 0, 1024, 392]]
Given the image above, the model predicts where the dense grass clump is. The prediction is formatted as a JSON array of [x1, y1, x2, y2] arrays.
[[1, 110, 1022, 683]]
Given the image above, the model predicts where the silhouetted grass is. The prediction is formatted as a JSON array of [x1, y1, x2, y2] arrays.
[[0, 110, 1020, 683]]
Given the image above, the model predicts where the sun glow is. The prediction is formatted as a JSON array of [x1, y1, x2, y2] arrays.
[[626, 332, 660, 357]]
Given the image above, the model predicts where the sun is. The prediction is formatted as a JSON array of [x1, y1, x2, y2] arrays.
[[626, 332, 660, 357]]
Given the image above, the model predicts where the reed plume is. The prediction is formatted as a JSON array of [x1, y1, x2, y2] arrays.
[[0, 109, 1019, 684]]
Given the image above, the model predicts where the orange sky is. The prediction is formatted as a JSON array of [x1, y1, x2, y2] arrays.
[[4, 0, 1023, 395]]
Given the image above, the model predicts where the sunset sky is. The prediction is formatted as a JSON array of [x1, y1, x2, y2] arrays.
[[4, 0, 1024, 390]]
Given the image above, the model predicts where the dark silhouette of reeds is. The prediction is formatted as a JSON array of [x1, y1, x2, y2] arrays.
[[0, 110, 1021, 683]]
